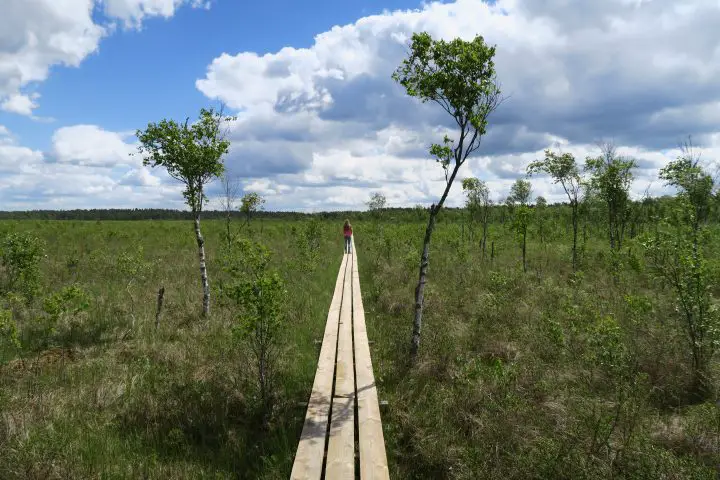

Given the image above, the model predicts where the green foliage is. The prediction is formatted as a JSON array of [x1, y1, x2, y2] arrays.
[[586, 315, 630, 377], [534, 196, 548, 242], [222, 239, 287, 411], [585, 144, 636, 251], [429, 135, 454, 179], [116, 245, 152, 283], [528, 150, 584, 268], [367, 192, 387, 215], [0, 308, 20, 354], [136, 108, 234, 213], [240, 192, 266, 224], [643, 226, 719, 398], [509, 179, 532, 206], [659, 144, 715, 229], [508, 179, 533, 270], [511, 205, 532, 239], [528, 150, 583, 202], [0, 231, 44, 301], [291, 218, 323, 273], [392, 31, 503, 358], [462, 178, 492, 239], [391, 32, 500, 136], [116, 245, 152, 323], [643, 154, 718, 399], [38, 284, 91, 346], [3, 205, 720, 478], [42, 284, 91, 323]]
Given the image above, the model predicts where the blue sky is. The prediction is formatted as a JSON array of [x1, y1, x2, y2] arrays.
[[2, 0, 425, 149], [0, 0, 719, 211]]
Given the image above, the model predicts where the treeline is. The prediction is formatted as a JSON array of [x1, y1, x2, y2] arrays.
[[0, 209, 308, 221], [0, 195, 718, 225]]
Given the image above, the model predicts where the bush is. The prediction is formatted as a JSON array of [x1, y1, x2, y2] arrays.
[[222, 239, 287, 415], [0, 232, 44, 301]]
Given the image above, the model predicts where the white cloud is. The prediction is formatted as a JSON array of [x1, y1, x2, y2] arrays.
[[119, 166, 162, 186], [0, 0, 106, 116], [197, 0, 720, 211], [101, 0, 212, 29], [0, 0, 210, 116], [2, 0, 720, 210], [1, 93, 39, 115], [0, 124, 181, 209], [52, 125, 139, 167]]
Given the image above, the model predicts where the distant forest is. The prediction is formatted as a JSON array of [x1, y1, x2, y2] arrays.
[[0, 195, 714, 226]]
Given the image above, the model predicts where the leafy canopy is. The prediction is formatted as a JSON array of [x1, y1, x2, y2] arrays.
[[392, 32, 499, 134], [528, 150, 583, 204], [584, 148, 636, 207], [462, 177, 491, 212], [509, 179, 532, 206], [392, 32, 501, 171], [136, 108, 234, 213], [367, 192, 387, 211], [659, 145, 715, 226], [240, 192, 266, 218]]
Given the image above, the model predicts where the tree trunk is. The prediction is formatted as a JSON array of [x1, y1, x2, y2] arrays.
[[155, 286, 165, 329], [522, 227, 527, 273], [481, 217, 488, 260], [194, 214, 210, 317], [411, 165, 461, 359], [225, 212, 232, 249], [411, 209, 437, 359], [571, 202, 578, 271]]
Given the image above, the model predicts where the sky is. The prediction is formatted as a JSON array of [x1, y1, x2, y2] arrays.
[[0, 0, 719, 212]]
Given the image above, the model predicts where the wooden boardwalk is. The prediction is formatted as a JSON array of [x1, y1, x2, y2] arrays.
[[291, 238, 390, 480]]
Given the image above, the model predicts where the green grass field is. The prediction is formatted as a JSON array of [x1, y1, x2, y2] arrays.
[[1, 214, 719, 479]]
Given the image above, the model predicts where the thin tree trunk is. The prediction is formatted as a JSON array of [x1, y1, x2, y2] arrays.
[[194, 213, 210, 317], [155, 286, 165, 329], [411, 166, 460, 359], [411, 210, 437, 359], [522, 227, 527, 273], [571, 202, 578, 271], [225, 212, 232, 249], [482, 216, 488, 260]]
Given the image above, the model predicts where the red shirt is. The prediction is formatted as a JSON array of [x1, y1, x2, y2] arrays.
[[343, 225, 352, 237]]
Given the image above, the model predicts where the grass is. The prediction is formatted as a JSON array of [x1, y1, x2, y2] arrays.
[[1, 214, 720, 478], [0, 219, 339, 478]]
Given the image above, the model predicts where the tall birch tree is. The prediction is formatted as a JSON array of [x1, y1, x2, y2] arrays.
[[136, 107, 234, 317], [393, 32, 502, 359]]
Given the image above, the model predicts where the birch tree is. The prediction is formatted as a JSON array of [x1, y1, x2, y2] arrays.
[[644, 142, 717, 399], [240, 192, 265, 226], [219, 173, 241, 248], [136, 107, 234, 317], [509, 179, 532, 272], [528, 149, 584, 270], [367, 192, 387, 219], [392, 31, 502, 359], [585, 142, 636, 252], [462, 177, 492, 256]]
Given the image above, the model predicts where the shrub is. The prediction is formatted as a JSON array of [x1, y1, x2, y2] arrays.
[[0, 232, 44, 301]]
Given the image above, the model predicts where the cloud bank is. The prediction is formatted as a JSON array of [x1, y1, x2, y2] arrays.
[[1, 0, 719, 210]]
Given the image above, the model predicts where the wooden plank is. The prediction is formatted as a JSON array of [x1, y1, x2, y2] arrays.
[[334, 252, 355, 398], [290, 255, 349, 480], [351, 238, 390, 480], [325, 396, 355, 478], [326, 252, 356, 478]]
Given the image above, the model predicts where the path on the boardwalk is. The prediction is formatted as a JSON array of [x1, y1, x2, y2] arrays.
[[291, 237, 390, 480]]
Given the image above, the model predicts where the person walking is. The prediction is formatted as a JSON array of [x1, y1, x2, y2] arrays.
[[343, 219, 353, 254]]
